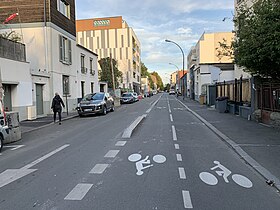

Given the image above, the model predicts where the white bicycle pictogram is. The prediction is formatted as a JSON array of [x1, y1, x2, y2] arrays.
[[199, 161, 253, 188]]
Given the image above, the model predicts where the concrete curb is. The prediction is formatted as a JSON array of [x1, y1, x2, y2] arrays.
[[177, 98, 280, 191], [21, 114, 79, 134], [122, 114, 147, 138]]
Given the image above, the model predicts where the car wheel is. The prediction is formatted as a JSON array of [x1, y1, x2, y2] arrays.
[[111, 105, 115, 112], [102, 106, 107, 115], [0, 135, 3, 153]]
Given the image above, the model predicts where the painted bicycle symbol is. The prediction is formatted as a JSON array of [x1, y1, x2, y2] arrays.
[[199, 161, 253, 188], [128, 153, 166, 176]]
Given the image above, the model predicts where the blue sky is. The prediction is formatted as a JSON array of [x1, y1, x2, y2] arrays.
[[76, 0, 234, 84]]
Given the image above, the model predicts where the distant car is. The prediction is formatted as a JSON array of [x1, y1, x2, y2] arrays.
[[76, 92, 114, 117], [132, 92, 139, 102], [120, 93, 135, 104], [169, 89, 175, 95]]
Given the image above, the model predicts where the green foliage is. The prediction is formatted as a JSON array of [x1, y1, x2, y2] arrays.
[[141, 62, 149, 77], [233, 0, 280, 80], [98, 57, 123, 88], [151, 71, 164, 90], [141, 62, 164, 90], [0, 30, 21, 42], [164, 83, 171, 91]]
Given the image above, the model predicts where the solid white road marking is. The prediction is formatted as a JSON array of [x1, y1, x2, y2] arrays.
[[104, 150, 120, 158], [176, 154, 182, 162], [0, 144, 69, 188], [182, 190, 193, 209], [174, 144, 180, 150], [89, 164, 110, 174], [172, 125, 177, 141], [4, 145, 25, 150], [179, 167, 186, 179], [170, 114, 173, 122], [168, 102, 171, 113], [64, 183, 93, 200], [115, 141, 127, 146]]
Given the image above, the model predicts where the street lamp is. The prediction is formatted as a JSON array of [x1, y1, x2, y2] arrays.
[[165, 39, 185, 96]]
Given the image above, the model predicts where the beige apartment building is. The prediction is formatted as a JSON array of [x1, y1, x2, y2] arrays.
[[76, 16, 141, 93]]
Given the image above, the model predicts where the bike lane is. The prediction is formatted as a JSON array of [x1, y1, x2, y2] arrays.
[[169, 96, 280, 209]]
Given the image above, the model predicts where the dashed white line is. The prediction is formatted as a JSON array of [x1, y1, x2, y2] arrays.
[[174, 144, 180, 150], [178, 167, 186, 179], [182, 190, 193, 208], [176, 154, 182, 162], [64, 183, 93, 200], [170, 114, 173, 122], [172, 125, 177, 141], [115, 141, 127, 146], [89, 164, 110, 174], [104, 150, 120, 158]]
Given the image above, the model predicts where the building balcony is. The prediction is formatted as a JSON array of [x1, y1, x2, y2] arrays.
[[0, 37, 26, 62], [81, 67, 87, 74], [90, 69, 95, 76]]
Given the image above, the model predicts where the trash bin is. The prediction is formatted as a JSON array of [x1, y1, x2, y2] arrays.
[[216, 96, 229, 113]]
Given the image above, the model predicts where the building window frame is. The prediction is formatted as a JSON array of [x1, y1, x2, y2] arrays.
[[59, 35, 72, 65], [57, 0, 70, 19], [62, 75, 70, 95]]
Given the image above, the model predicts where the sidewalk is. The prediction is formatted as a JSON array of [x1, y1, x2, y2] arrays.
[[177, 97, 280, 190], [19, 112, 78, 134]]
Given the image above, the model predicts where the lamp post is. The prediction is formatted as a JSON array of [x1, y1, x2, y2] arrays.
[[165, 39, 185, 97], [169, 62, 179, 90]]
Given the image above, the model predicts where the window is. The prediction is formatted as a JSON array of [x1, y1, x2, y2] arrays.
[[62, 75, 70, 95], [57, 0, 70, 19], [81, 81, 85, 98], [81, 54, 86, 74], [91, 82, 94, 93], [59, 35, 72, 65], [90, 58, 95, 75]]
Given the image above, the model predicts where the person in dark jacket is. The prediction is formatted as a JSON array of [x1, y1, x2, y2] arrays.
[[51, 93, 65, 124]]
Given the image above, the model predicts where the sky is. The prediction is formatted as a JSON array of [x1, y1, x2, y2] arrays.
[[76, 0, 234, 84]]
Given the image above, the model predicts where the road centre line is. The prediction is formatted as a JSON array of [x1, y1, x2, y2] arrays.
[[89, 164, 110, 174], [178, 167, 186, 179], [174, 144, 180, 150], [176, 154, 182, 162], [172, 125, 177, 141], [21, 144, 70, 170], [182, 191, 193, 209], [170, 114, 173, 122], [104, 150, 120, 158], [115, 141, 127, 146], [64, 183, 93, 200]]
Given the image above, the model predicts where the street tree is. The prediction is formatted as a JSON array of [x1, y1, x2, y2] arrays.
[[98, 57, 122, 89], [151, 71, 164, 90], [233, 0, 280, 80]]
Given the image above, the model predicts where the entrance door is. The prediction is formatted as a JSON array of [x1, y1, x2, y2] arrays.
[[36, 84, 44, 115], [3, 85, 12, 111]]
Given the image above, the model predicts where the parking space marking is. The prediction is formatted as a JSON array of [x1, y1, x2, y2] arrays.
[[172, 125, 177, 141], [64, 183, 93, 200], [104, 150, 120, 158], [89, 164, 110, 174], [182, 190, 193, 209], [179, 167, 186, 179], [174, 144, 180, 150], [176, 154, 182, 162], [170, 114, 173, 122], [115, 141, 127, 146]]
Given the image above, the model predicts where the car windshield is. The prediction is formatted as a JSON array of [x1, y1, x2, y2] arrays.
[[122, 93, 131, 97], [82, 93, 104, 101]]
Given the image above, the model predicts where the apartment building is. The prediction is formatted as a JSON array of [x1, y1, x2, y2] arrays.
[[0, 0, 99, 120], [187, 32, 235, 100], [76, 16, 141, 93]]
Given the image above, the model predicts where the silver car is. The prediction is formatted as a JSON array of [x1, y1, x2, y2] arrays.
[[76, 92, 114, 117]]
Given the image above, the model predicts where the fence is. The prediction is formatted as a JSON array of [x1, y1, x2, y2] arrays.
[[257, 83, 280, 112], [0, 37, 26, 62]]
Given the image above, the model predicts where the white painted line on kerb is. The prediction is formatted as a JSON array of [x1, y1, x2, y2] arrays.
[[179, 167, 186, 179], [64, 183, 93, 200], [170, 114, 173, 122], [146, 95, 162, 113], [104, 150, 120, 158], [182, 191, 193, 209], [89, 164, 109, 174], [115, 141, 127, 146], [176, 154, 182, 162], [21, 144, 70, 170], [172, 125, 177, 141], [175, 144, 180, 150]]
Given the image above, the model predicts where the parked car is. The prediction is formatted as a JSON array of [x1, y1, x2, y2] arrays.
[[132, 92, 139, 102], [76, 92, 114, 117], [120, 92, 135, 104]]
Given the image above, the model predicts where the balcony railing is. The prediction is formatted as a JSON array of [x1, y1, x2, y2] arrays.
[[81, 67, 87, 74], [90, 69, 95, 76], [0, 37, 26, 62]]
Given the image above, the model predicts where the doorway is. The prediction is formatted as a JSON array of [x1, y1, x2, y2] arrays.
[[36, 84, 44, 115]]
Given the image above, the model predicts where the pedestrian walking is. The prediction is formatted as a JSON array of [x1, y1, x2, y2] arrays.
[[51, 93, 65, 125]]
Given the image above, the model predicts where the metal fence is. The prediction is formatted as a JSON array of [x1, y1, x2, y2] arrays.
[[257, 83, 280, 112], [0, 37, 26, 62]]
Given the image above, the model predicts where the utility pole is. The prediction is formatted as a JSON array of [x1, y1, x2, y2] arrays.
[[110, 53, 115, 93]]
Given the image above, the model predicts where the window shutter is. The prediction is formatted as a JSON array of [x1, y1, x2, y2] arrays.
[[59, 35, 63, 61], [68, 39, 72, 64]]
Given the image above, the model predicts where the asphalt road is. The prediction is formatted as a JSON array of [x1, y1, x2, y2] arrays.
[[0, 93, 279, 210]]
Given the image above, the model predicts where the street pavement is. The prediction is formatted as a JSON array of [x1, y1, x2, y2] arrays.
[[0, 93, 280, 209]]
